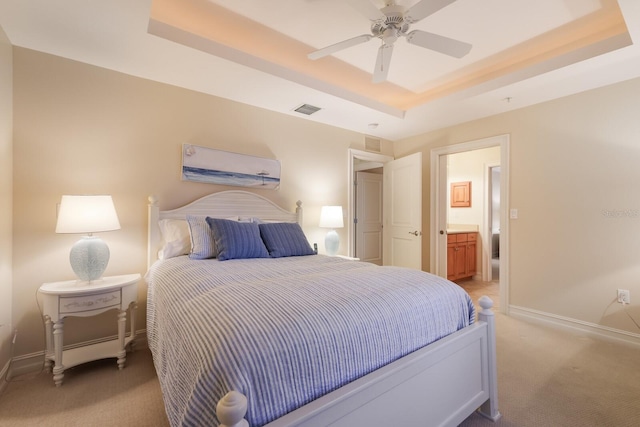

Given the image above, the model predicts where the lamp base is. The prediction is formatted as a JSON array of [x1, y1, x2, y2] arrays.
[[69, 236, 110, 281], [325, 230, 340, 256]]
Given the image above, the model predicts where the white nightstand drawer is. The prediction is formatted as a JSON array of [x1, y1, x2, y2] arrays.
[[59, 290, 121, 314]]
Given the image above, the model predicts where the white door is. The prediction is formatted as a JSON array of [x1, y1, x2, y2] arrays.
[[383, 152, 422, 269], [355, 171, 383, 265], [436, 154, 448, 278]]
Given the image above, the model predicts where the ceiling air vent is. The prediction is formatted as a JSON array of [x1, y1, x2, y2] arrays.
[[294, 104, 321, 115]]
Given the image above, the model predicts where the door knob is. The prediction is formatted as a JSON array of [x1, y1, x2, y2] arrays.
[[409, 231, 420, 236], [439, 230, 444, 235]]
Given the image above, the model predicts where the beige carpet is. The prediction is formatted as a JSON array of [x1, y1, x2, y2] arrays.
[[0, 349, 169, 427], [1, 281, 639, 426], [458, 279, 640, 427]]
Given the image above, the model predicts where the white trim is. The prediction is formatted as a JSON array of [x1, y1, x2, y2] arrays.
[[510, 306, 640, 348], [0, 358, 9, 392], [483, 162, 501, 282], [430, 134, 510, 315], [347, 149, 393, 258]]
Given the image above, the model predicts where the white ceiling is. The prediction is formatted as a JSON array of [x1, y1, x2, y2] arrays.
[[1, 0, 640, 141]]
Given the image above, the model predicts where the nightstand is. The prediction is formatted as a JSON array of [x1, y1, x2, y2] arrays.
[[38, 274, 140, 386]]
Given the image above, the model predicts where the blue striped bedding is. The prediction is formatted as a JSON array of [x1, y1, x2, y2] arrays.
[[146, 255, 475, 427]]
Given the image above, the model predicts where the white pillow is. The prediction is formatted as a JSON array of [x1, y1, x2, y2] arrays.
[[158, 219, 190, 259]]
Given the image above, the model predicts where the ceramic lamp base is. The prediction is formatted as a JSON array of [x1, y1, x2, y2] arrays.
[[69, 235, 110, 281], [324, 229, 340, 256]]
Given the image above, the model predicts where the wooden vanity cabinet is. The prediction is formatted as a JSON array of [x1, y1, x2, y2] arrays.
[[447, 232, 477, 281]]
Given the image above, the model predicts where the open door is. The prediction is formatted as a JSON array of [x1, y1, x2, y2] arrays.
[[383, 152, 422, 269], [355, 171, 383, 265]]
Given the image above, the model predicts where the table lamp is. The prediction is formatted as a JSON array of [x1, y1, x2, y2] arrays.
[[319, 206, 344, 256], [56, 195, 121, 282]]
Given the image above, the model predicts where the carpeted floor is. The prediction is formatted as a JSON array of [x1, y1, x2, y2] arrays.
[[1, 279, 639, 426], [0, 349, 169, 427], [457, 278, 640, 427]]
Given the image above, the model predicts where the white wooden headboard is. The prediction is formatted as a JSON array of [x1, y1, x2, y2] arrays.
[[147, 190, 303, 268]]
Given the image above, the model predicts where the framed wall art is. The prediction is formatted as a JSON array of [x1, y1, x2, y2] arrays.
[[182, 144, 281, 190]]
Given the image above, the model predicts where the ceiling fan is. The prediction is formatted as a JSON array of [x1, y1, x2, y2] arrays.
[[308, 0, 472, 83]]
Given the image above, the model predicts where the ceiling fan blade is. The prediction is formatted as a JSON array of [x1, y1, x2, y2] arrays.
[[405, 30, 471, 58], [308, 34, 373, 60], [372, 44, 394, 83], [347, 0, 386, 22], [405, 0, 458, 23]]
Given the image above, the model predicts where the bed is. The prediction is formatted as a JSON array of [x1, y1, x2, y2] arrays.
[[146, 190, 500, 427]]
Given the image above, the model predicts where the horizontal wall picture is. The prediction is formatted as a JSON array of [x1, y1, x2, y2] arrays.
[[182, 144, 281, 190]]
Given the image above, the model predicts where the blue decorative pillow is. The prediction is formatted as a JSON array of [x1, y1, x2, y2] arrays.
[[206, 217, 269, 261], [259, 222, 316, 258]]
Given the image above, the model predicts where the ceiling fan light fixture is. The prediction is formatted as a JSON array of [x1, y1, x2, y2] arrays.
[[309, 0, 471, 83], [382, 27, 399, 44]]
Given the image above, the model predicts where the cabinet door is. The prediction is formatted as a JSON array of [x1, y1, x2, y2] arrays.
[[450, 182, 471, 207], [454, 244, 467, 279], [466, 241, 477, 276], [447, 243, 456, 280]]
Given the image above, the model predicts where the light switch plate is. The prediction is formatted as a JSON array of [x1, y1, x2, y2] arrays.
[[510, 208, 518, 219]]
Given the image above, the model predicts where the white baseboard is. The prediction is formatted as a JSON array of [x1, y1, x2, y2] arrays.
[[8, 329, 148, 378], [509, 305, 640, 348], [0, 358, 9, 393]]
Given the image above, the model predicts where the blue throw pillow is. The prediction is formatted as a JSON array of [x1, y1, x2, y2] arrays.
[[259, 222, 316, 258], [206, 217, 269, 261]]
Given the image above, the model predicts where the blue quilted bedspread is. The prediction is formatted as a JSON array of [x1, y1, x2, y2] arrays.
[[146, 255, 475, 427]]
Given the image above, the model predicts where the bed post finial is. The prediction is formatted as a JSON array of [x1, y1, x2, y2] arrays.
[[296, 200, 303, 224], [217, 391, 249, 427], [477, 296, 501, 422]]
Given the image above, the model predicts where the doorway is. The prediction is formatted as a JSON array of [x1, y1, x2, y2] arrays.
[[347, 149, 393, 259], [488, 165, 501, 282], [355, 170, 383, 265], [348, 149, 424, 270], [430, 135, 510, 314]]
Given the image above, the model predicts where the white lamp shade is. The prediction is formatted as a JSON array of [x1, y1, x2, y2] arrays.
[[56, 195, 121, 234], [56, 195, 120, 282], [319, 206, 344, 229]]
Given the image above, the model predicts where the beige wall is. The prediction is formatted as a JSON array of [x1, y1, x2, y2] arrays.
[[0, 25, 13, 375], [12, 47, 392, 357], [395, 77, 640, 334]]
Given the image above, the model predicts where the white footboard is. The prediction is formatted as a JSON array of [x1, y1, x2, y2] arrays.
[[217, 297, 500, 427]]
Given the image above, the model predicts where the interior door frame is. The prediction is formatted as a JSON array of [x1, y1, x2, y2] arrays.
[[430, 135, 510, 314], [348, 149, 393, 258], [485, 163, 501, 282]]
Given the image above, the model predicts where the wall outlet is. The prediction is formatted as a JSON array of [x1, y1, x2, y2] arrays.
[[617, 289, 631, 304]]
